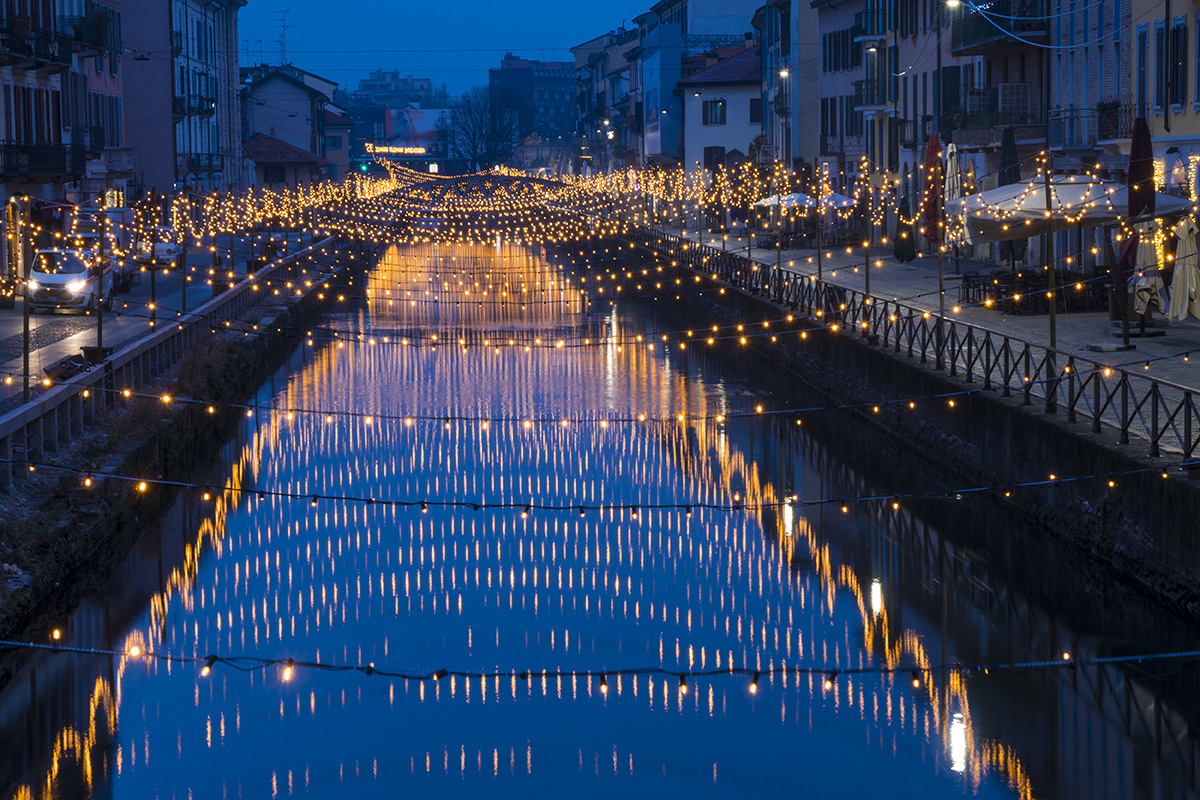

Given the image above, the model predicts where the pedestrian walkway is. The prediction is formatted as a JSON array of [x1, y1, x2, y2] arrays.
[[677, 228, 1200, 393], [0, 231, 313, 409]]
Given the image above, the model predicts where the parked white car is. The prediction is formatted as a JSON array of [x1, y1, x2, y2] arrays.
[[27, 249, 114, 313], [61, 231, 136, 291], [134, 226, 183, 266]]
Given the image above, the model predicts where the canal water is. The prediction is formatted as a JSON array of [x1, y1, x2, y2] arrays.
[[3, 241, 1200, 799]]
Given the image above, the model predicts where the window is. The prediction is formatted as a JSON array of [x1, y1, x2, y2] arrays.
[[749, 98, 762, 124], [702, 99, 726, 125], [1196, 13, 1200, 102], [702, 145, 726, 171], [264, 165, 286, 183], [1137, 25, 1148, 113], [1154, 21, 1166, 107], [327, 163, 338, 179], [325, 134, 342, 149], [1170, 19, 1187, 104]]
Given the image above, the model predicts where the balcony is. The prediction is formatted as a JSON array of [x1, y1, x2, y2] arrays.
[[0, 142, 85, 180], [899, 118, 935, 147], [1097, 98, 1134, 140], [188, 95, 216, 117], [947, 83, 1046, 146], [820, 134, 865, 157], [1048, 99, 1135, 149], [172, 96, 187, 120], [952, 0, 1047, 56], [854, 7, 887, 42], [58, 11, 120, 55], [178, 153, 223, 174], [853, 78, 886, 108]]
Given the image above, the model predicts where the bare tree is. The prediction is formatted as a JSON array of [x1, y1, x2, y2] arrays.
[[443, 86, 517, 171]]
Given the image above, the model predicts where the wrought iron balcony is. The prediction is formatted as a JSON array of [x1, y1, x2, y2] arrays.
[[1048, 99, 1136, 148], [820, 134, 865, 157], [951, 0, 1047, 55], [0, 142, 85, 180], [178, 153, 223, 174], [58, 12, 121, 54], [854, 7, 887, 40], [854, 78, 886, 107]]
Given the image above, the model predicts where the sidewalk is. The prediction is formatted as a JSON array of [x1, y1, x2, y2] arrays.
[[679, 228, 1200, 392], [0, 231, 313, 410]]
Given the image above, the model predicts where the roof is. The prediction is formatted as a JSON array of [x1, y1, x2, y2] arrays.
[[325, 109, 352, 128], [243, 133, 325, 165], [679, 47, 761, 86], [245, 69, 329, 99]]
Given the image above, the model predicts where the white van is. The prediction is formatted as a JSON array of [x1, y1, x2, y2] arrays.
[[27, 248, 114, 312]]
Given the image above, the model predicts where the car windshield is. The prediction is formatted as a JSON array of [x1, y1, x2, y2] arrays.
[[33, 251, 91, 275]]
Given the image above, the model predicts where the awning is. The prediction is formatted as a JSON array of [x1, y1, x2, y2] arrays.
[[946, 176, 1197, 243]]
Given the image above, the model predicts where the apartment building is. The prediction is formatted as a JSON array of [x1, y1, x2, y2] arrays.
[[752, 0, 820, 170], [125, 0, 244, 193], [680, 45, 762, 171], [0, 0, 86, 203], [489, 53, 575, 143], [572, 27, 637, 173]]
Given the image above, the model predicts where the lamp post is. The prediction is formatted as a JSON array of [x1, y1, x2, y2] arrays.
[[935, 0, 960, 322]]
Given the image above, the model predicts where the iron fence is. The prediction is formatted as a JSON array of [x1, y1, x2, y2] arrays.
[[636, 229, 1200, 463], [0, 236, 353, 489]]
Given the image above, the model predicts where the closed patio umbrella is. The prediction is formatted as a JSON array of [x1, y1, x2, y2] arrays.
[[997, 127, 1025, 266], [922, 134, 942, 246]]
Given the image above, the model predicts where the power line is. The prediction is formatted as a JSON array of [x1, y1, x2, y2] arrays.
[[4, 637, 1199, 688]]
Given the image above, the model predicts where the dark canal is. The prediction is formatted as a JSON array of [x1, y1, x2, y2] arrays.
[[3, 241, 1199, 799]]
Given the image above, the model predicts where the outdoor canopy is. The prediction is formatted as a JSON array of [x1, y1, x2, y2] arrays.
[[752, 192, 857, 209], [946, 177, 1196, 243]]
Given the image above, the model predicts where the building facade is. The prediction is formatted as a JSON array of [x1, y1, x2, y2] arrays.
[[753, 0, 820, 170], [680, 45, 762, 171], [489, 53, 575, 143]]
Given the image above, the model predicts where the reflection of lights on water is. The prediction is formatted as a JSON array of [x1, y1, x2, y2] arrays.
[[950, 713, 967, 773], [782, 502, 793, 534], [870, 579, 882, 616]]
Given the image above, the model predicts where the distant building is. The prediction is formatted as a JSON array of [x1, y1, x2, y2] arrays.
[[243, 133, 325, 188], [123, 0, 245, 192], [353, 70, 447, 108], [241, 66, 333, 160], [489, 53, 575, 142], [324, 110, 352, 180], [572, 28, 638, 172], [679, 45, 762, 172], [627, 0, 760, 166], [752, 0, 820, 169]]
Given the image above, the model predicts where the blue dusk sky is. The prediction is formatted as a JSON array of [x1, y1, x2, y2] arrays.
[[238, 0, 649, 102]]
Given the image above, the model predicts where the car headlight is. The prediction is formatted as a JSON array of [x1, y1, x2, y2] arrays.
[[27, 279, 38, 291], [67, 280, 87, 292]]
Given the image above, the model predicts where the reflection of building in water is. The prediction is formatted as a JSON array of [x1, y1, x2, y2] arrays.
[[4, 243, 1199, 799]]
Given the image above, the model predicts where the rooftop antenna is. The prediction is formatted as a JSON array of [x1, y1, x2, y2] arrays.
[[274, 9, 291, 65]]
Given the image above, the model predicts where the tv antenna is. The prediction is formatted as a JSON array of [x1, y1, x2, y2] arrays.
[[275, 9, 291, 65]]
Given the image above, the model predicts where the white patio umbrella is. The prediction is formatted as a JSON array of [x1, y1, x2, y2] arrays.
[[944, 144, 963, 203], [946, 176, 1196, 242], [752, 192, 811, 208], [1169, 216, 1200, 321]]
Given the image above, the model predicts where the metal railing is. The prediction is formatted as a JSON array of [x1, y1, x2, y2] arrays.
[[636, 229, 1200, 463], [952, 0, 1047, 54], [0, 142, 85, 179], [854, 6, 886, 37], [854, 77, 886, 106], [0, 236, 351, 489]]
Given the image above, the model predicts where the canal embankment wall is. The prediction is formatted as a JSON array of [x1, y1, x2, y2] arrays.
[[0, 236, 380, 658], [624, 229, 1200, 618]]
